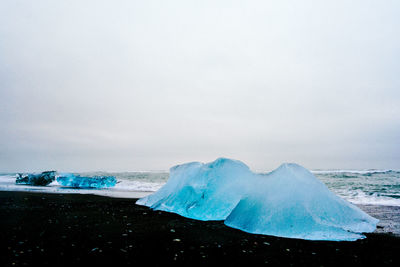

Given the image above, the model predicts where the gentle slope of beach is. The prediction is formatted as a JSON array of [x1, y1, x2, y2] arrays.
[[0, 191, 399, 266]]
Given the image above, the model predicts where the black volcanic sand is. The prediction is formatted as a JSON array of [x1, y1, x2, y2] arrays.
[[0, 192, 399, 266]]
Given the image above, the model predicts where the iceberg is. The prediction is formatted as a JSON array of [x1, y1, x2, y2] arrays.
[[137, 158, 378, 241], [16, 171, 56, 186], [56, 174, 117, 188]]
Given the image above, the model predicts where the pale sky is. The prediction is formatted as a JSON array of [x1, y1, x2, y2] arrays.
[[1, 0, 399, 172]]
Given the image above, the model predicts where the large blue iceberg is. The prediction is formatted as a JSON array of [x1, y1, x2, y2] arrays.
[[57, 174, 117, 188], [137, 158, 378, 241], [16, 171, 56, 186]]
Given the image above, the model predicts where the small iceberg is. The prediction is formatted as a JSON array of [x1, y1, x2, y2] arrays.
[[137, 158, 378, 241], [57, 174, 117, 188], [16, 171, 56, 186]]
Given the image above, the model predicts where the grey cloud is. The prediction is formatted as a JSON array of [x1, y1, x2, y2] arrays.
[[0, 0, 399, 171]]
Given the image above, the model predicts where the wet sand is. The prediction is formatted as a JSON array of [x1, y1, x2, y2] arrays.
[[0, 191, 399, 266]]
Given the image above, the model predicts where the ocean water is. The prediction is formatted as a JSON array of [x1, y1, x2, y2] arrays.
[[313, 170, 400, 207], [0, 169, 399, 206]]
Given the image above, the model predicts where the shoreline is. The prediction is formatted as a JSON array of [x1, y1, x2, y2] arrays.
[[0, 186, 154, 199], [1, 191, 399, 266], [1, 189, 399, 236]]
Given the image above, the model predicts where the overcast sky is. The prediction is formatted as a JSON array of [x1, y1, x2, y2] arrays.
[[0, 0, 399, 172]]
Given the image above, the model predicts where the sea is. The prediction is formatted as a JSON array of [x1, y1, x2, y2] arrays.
[[1, 169, 400, 235]]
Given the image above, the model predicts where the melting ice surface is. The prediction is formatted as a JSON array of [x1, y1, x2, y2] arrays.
[[137, 158, 379, 241], [57, 174, 117, 188]]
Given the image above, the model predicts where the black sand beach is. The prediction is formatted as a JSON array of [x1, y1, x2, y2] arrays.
[[1, 191, 399, 266]]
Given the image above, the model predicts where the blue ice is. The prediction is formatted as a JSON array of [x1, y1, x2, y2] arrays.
[[16, 171, 56, 186], [57, 174, 117, 188], [137, 158, 378, 241]]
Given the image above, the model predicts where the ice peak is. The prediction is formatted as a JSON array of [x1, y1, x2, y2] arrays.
[[206, 157, 250, 170]]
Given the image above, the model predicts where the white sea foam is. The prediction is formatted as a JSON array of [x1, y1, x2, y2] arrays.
[[312, 169, 397, 175], [114, 180, 163, 192], [338, 189, 400, 207]]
